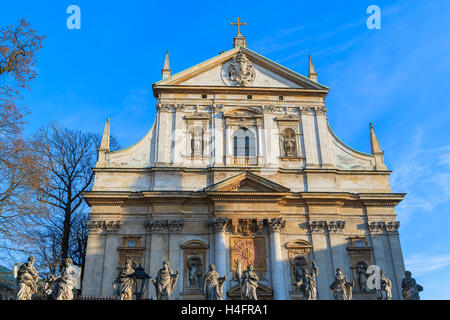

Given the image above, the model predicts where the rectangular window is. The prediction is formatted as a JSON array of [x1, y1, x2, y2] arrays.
[[127, 240, 137, 247], [279, 96, 284, 101], [202, 94, 207, 99], [247, 95, 252, 99]]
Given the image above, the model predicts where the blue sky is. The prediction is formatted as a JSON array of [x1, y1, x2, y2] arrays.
[[1, 0, 450, 299]]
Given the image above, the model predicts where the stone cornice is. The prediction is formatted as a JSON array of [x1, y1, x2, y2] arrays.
[[82, 190, 405, 208]]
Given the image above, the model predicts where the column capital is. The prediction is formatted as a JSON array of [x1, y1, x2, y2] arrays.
[[309, 220, 327, 233], [87, 219, 122, 234], [266, 217, 286, 233], [208, 217, 228, 233], [368, 220, 400, 234], [327, 220, 345, 233], [168, 220, 184, 233], [146, 219, 168, 233], [383, 221, 400, 233]]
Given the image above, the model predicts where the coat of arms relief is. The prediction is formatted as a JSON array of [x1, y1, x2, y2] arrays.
[[227, 52, 256, 86]]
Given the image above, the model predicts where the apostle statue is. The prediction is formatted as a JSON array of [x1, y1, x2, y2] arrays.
[[13, 256, 39, 300], [330, 268, 354, 300], [240, 264, 259, 300], [53, 258, 80, 300], [376, 269, 392, 300], [294, 260, 318, 300], [203, 264, 227, 300], [152, 260, 179, 300], [355, 261, 369, 292], [113, 259, 135, 300], [401, 271, 423, 300]]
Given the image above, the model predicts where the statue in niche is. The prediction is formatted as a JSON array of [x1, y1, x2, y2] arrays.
[[187, 256, 203, 288], [294, 261, 318, 300], [292, 256, 307, 285], [152, 260, 179, 300], [13, 256, 39, 300], [283, 130, 296, 156], [113, 259, 135, 300], [355, 260, 370, 292], [53, 258, 80, 300], [401, 270, 423, 300], [330, 268, 354, 300], [191, 127, 203, 156], [240, 264, 259, 300], [203, 264, 227, 300], [376, 269, 392, 300]]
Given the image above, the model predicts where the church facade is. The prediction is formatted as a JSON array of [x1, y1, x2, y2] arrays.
[[81, 32, 406, 300]]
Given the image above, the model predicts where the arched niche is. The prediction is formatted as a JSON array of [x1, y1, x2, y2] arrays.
[[180, 240, 209, 295], [285, 240, 313, 292]]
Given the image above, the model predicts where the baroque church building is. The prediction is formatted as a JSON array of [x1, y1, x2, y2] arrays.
[[81, 29, 406, 300]]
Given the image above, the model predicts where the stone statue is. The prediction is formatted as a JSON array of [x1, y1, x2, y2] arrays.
[[187, 256, 203, 288], [292, 260, 304, 285], [113, 259, 135, 300], [294, 260, 318, 300], [152, 260, 179, 300], [53, 258, 80, 300], [240, 264, 259, 300], [330, 268, 354, 300], [355, 260, 369, 292], [203, 264, 227, 300], [401, 271, 423, 300], [376, 269, 392, 300], [191, 128, 203, 155], [283, 131, 296, 156], [13, 256, 39, 300]]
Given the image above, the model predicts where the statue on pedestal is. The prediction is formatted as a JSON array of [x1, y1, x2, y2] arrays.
[[330, 268, 353, 300], [203, 264, 227, 300], [113, 259, 135, 300], [376, 269, 392, 300], [294, 260, 318, 300], [240, 264, 259, 300], [402, 271, 423, 300], [53, 258, 80, 300], [152, 260, 179, 300], [13, 256, 39, 300]]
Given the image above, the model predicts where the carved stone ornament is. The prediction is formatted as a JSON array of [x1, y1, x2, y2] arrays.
[[227, 52, 256, 86]]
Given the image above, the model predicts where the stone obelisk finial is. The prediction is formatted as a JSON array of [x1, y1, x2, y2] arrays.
[[308, 55, 318, 82], [162, 50, 171, 80], [370, 123, 387, 170]]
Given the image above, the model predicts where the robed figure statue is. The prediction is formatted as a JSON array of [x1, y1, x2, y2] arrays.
[[14, 256, 39, 300], [152, 260, 179, 300], [203, 264, 227, 300], [238, 264, 259, 300], [376, 269, 392, 300], [113, 259, 135, 300], [330, 268, 354, 300], [294, 261, 319, 300], [54, 258, 79, 300], [401, 271, 423, 300]]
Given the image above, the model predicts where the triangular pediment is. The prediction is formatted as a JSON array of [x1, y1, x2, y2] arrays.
[[204, 171, 290, 193], [154, 46, 328, 91]]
